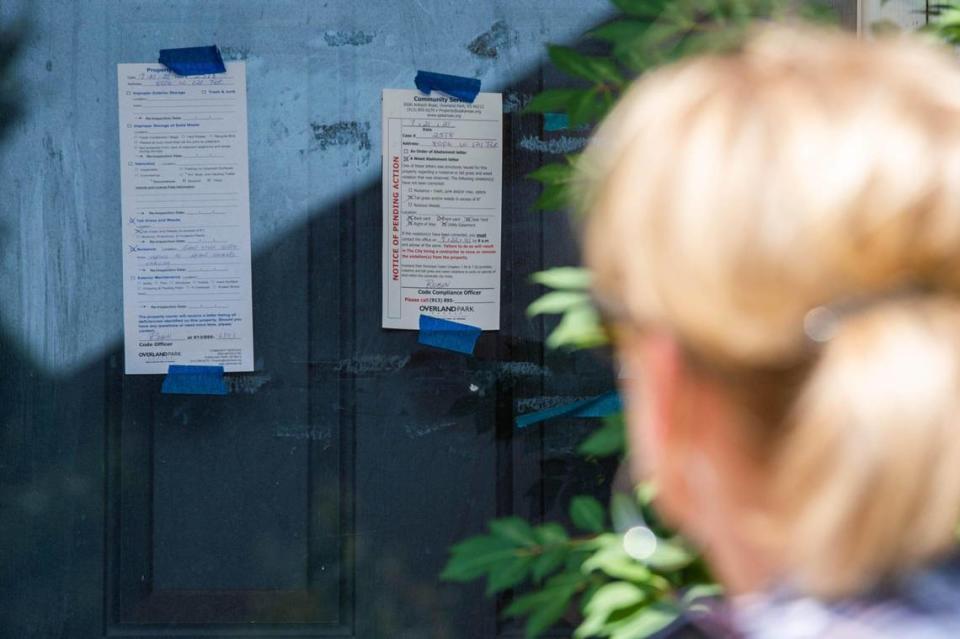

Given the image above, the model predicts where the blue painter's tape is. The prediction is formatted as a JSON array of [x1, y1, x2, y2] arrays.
[[544, 112, 569, 132], [574, 391, 622, 417], [418, 315, 482, 355], [415, 70, 481, 103], [515, 396, 597, 428], [159, 45, 226, 76], [515, 391, 622, 428], [161, 365, 228, 395]]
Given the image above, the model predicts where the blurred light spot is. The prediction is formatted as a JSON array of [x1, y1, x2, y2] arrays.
[[803, 306, 838, 343], [623, 525, 657, 560]]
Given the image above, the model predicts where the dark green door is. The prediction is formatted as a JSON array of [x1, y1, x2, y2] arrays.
[[0, 2, 620, 637]]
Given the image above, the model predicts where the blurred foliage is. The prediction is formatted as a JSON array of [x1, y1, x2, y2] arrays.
[[445, 2, 960, 637], [443, 483, 717, 639], [441, 1, 850, 637], [525, 266, 607, 350], [928, 1, 960, 42], [524, 0, 835, 352]]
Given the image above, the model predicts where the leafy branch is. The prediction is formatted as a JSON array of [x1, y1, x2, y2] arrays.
[[522, 0, 832, 350], [443, 486, 714, 639], [442, 1, 846, 637]]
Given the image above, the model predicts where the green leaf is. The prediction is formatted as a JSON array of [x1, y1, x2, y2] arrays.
[[676, 25, 748, 60], [441, 535, 519, 581], [645, 537, 695, 572], [504, 574, 582, 637], [524, 585, 576, 638], [636, 481, 657, 507], [547, 45, 625, 86], [567, 88, 606, 128], [526, 162, 574, 185], [530, 267, 592, 290], [534, 522, 569, 546], [504, 572, 577, 607], [527, 291, 591, 318], [579, 579, 604, 614], [570, 495, 606, 533], [486, 555, 534, 595], [531, 523, 573, 581], [589, 19, 653, 44], [610, 0, 671, 18], [574, 582, 647, 639], [798, 0, 839, 25], [627, 19, 684, 68], [682, 583, 724, 606], [644, 16, 686, 47], [523, 88, 583, 114], [608, 603, 678, 639], [532, 546, 569, 582], [578, 413, 626, 457], [566, 546, 593, 571], [532, 182, 569, 211], [585, 582, 646, 614], [504, 590, 550, 618], [937, 5, 960, 29], [614, 43, 654, 74], [582, 535, 655, 582], [546, 303, 608, 350], [545, 570, 591, 588], [489, 516, 538, 547]]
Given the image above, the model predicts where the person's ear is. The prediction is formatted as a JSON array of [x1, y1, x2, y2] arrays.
[[638, 332, 684, 445], [618, 330, 684, 484]]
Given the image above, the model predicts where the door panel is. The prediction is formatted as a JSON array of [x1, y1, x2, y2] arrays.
[[0, 1, 855, 637]]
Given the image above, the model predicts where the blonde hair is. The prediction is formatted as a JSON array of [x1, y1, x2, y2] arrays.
[[580, 25, 960, 597]]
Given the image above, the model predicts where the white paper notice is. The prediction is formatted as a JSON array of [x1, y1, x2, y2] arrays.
[[118, 62, 254, 374], [381, 89, 503, 330]]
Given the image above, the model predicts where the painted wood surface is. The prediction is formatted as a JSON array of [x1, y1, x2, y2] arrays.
[[0, 1, 856, 637]]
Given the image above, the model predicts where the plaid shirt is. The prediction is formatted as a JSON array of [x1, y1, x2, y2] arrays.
[[656, 556, 960, 639]]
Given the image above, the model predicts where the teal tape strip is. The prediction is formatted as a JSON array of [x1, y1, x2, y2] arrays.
[[161, 365, 228, 395], [544, 113, 569, 131], [515, 391, 622, 429], [574, 391, 622, 417], [415, 70, 481, 103], [418, 315, 481, 355]]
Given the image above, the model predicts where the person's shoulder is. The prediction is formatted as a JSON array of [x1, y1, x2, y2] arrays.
[[647, 614, 719, 639], [731, 556, 960, 639]]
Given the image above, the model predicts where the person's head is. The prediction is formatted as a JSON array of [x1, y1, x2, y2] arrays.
[[579, 25, 960, 598]]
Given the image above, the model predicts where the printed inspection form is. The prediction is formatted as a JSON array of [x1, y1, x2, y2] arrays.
[[118, 62, 254, 374], [381, 89, 503, 330]]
